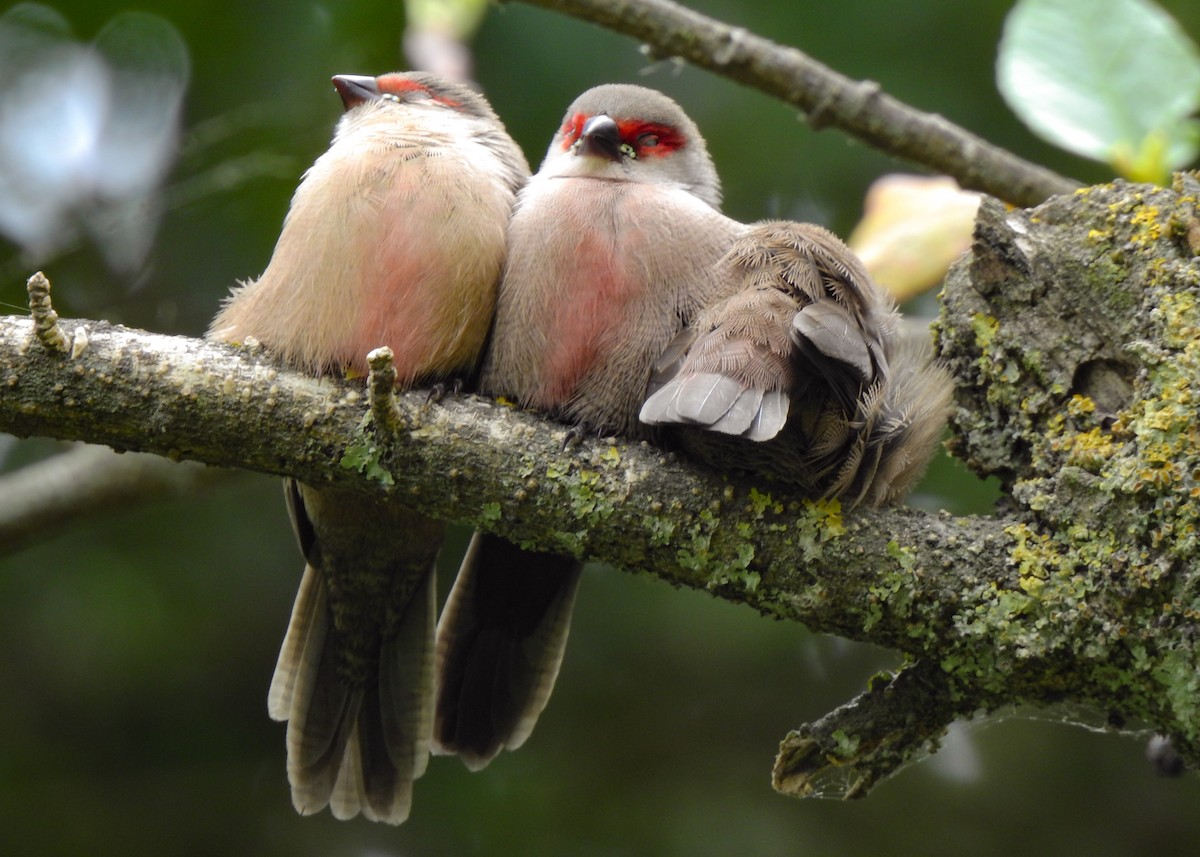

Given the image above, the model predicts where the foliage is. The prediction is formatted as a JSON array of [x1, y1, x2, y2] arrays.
[[998, 0, 1200, 184]]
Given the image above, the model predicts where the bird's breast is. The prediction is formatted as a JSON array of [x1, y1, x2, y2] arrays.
[[485, 178, 738, 434], [247, 139, 511, 383], [528, 222, 649, 408]]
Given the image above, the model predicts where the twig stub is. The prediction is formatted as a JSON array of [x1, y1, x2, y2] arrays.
[[367, 346, 405, 433], [26, 272, 69, 354]]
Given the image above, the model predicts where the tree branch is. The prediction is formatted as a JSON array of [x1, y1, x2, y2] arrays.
[[4, 178, 1200, 794], [3, 176, 1200, 795], [510, 0, 1081, 207], [0, 308, 1011, 659], [0, 444, 223, 555], [773, 658, 971, 799], [0, 305, 1034, 787]]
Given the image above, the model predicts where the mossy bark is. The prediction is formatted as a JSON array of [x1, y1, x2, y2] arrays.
[[935, 175, 1200, 776]]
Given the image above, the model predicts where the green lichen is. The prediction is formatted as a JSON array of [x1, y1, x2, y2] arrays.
[[1081, 255, 1138, 314], [679, 508, 717, 573], [674, 490, 830, 594], [643, 515, 676, 547], [535, 459, 625, 557], [567, 468, 614, 525], [830, 729, 861, 758], [339, 413, 394, 486], [517, 456, 539, 479], [792, 498, 845, 562], [1092, 290, 1200, 552], [886, 540, 916, 572], [971, 313, 998, 349], [543, 463, 617, 528], [862, 541, 922, 633], [748, 486, 783, 517]]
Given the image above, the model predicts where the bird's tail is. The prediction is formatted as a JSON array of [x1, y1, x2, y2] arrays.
[[433, 532, 583, 770]]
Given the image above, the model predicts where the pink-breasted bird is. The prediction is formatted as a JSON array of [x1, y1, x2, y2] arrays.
[[209, 71, 529, 823], [433, 84, 950, 773], [640, 220, 952, 507], [432, 84, 744, 770]]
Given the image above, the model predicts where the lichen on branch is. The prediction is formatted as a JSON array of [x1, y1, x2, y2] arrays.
[[937, 174, 1200, 770]]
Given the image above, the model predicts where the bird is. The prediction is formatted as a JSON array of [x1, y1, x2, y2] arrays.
[[433, 83, 949, 775], [433, 83, 744, 771], [208, 70, 529, 823], [640, 219, 952, 508]]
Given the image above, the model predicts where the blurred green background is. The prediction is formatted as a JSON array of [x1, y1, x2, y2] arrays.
[[2, 0, 1199, 854]]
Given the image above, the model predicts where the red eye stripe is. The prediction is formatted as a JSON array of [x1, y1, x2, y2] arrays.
[[560, 112, 587, 149], [616, 120, 684, 157], [375, 74, 463, 109]]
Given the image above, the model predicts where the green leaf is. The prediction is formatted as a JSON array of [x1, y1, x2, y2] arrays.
[[997, 0, 1200, 183]]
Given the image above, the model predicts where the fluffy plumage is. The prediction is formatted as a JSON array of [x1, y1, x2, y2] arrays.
[[641, 220, 951, 507], [208, 71, 528, 823]]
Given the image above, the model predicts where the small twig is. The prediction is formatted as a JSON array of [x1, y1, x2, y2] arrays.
[[25, 272, 68, 354], [367, 346, 405, 434], [513, 0, 1081, 207]]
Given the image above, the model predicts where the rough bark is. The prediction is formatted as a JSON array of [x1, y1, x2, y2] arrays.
[[1, 178, 1199, 798]]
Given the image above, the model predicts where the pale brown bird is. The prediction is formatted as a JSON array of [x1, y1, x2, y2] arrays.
[[640, 220, 951, 508], [209, 71, 528, 823], [433, 84, 744, 770]]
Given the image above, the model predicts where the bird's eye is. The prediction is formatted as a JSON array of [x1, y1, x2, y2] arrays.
[[638, 133, 659, 148]]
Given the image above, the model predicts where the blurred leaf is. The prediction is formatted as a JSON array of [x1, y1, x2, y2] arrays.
[[405, 0, 488, 39], [847, 175, 981, 301], [0, 6, 188, 272], [997, 0, 1200, 183], [0, 3, 72, 69]]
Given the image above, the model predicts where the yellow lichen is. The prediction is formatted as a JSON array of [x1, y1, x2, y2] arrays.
[[1129, 204, 1164, 243], [1006, 522, 1056, 594], [1056, 427, 1119, 472], [1067, 394, 1096, 417]]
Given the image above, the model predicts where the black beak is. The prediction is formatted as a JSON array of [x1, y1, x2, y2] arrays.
[[332, 74, 380, 111], [578, 114, 622, 161]]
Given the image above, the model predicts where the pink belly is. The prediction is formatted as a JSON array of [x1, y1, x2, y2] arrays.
[[533, 231, 639, 406], [352, 221, 493, 384]]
